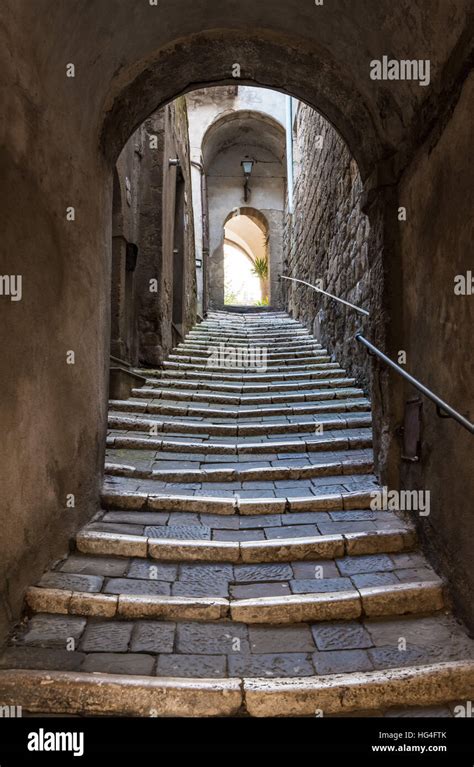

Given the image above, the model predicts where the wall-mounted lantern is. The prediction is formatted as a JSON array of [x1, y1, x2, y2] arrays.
[[241, 158, 254, 202]]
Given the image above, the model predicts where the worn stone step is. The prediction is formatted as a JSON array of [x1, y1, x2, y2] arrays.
[[173, 345, 324, 359], [178, 339, 319, 351], [142, 372, 348, 393], [75, 527, 416, 563], [185, 336, 313, 347], [0, 670, 242, 716], [25, 578, 442, 624], [179, 332, 323, 351], [162, 360, 335, 374], [1, 662, 472, 717], [157, 371, 343, 387], [138, 376, 355, 395], [172, 349, 325, 361], [231, 580, 444, 623], [107, 413, 372, 436], [105, 430, 372, 455], [100, 490, 375, 515], [130, 386, 363, 406], [167, 354, 330, 369], [26, 588, 230, 621], [108, 398, 372, 419], [7, 308, 470, 719], [103, 456, 373, 483], [188, 327, 310, 337], [158, 365, 345, 383], [243, 661, 474, 717]]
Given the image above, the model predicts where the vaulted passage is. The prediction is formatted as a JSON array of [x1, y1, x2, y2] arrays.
[[0, 311, 473, 715], [1, 0, 473, 723]]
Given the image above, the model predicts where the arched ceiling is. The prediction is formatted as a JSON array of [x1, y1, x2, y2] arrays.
[[5, 0, 473, 180], [202, 110, 286, 170], [225, 214, 267, 263]]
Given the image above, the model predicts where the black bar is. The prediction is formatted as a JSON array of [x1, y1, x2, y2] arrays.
[[0, 716, 473, 762]]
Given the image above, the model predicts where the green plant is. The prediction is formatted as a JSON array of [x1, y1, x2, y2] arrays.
[[255, 297, 270, 306], [251, 257, 268, 279]]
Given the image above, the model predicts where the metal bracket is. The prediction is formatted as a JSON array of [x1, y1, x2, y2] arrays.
[[401, 397, 423, 462], [436, 404, 453, 420]]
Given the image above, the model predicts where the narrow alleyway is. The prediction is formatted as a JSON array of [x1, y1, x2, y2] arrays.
[[0, 311, 473, 716]]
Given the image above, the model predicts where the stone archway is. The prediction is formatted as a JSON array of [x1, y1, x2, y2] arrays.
[[202, 106, 287, 308], [223, 208, 271, 306]]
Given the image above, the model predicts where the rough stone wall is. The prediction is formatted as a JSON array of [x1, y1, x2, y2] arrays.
[[284, 105, 371, 389], [112, 99, 196, 367], [160, 99, 197, 352], [135, 111, 165, 366], [112, 129, 144, 363], [170, 98, 197, 340], [394, 71, 474, 630]]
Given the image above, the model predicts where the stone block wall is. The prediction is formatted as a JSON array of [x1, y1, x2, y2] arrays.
[[112, 99, 196, 367], [284, 105, 371, 389], [168, 97, 197, 342], [135, 110, 166, 366]]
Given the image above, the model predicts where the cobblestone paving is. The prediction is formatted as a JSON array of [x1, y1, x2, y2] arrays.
[[2, 310, 473, 717]]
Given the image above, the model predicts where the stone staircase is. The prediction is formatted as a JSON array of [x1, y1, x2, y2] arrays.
[[1, 310, 473, 716]]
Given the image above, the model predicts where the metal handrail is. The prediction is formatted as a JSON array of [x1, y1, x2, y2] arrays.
[[280, 274, 370, 317], [280, 272, 471, 433], [356, 333, 474, 434]]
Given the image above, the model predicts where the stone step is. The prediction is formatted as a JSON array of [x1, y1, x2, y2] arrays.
[[243, 662, 474, 717], [100, 490, 375, 514], [5, 309, 472, 719], [142, 372, 348, 393], [173, 346, 325, 359], [0, 670, 242, 717], [200, 316, 297, 322], [130, 386, 363, 405], [1, 658, 472, 716], [161, 362, 338, 374], [103, 456, 373, 483], [188, 326, 309, 334], [109, 398, 371, 419], [163, 359, 334, 374], [75, 527, 415, 563], [176, 341, 323, 354], [25, 579, 442, 623], [81, 510, 415, 546], [179, 338, 319, 351], [107, 413, 372, 436], [230, 581, 444, 623], [158, 365, 344, 382], [185, 334, 312, 345], [105, 432, 372, 455], [167, 353, 332, 367]]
